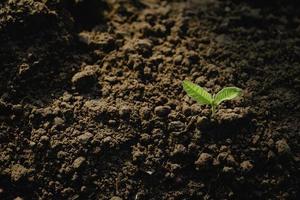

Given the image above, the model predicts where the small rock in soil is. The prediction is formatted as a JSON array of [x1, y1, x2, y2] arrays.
[[10, 164, 31, 182], [72, 157, 86, 169], [168, 121, 185, 132], [140, 133, 151, 143], [171, 144, 187, 156], [78, 32, 115, 51], [196, 116, 210, 130], [217, 152, 229, 163], [222, 166, 235, 174], [154, 105, 171, 117], [135, 39, 153, 56], [181, 104, 191, 116], [18, 63, 30, 76], [53, 117, 64, 126], [124, 39, 152, 56], [195, 153, 213, 169], [71, 66, 97, 91], [174, 54, 183, 64], [132, 147, 145, 162], [39, 135, 49, 143], [140, 106, 151, 119], [77, 132, 93, 144], [275, 139, 291, 156], [29, 141, 36, 147], [62, 92, 73, 102], [220, 145, 229, 152], [226, 154, 237, 166], [119, 106, 131, 117], [240, 160, 254, 172]]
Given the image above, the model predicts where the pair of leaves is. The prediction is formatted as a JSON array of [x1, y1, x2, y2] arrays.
[[182, 80, 242, 106]]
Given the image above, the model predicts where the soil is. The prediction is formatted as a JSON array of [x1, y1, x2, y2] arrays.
[[0, 0, 300, 199]]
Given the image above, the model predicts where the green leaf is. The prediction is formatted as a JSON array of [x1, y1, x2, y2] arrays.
[[182, 80, 213, 105], [214, 87, 242, 105]]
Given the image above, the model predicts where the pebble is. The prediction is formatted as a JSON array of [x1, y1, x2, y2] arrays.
[[140, 106, 151, 119], [143, 66, 151, 76], [103, 136, 112, 144], [219, 145, 229, 152], [54, 117, 64, 126], [119, 106, 131, 117], [174, 54, 183, 64], [252, 135, 260, 145], [226, 155, 237, 166], [72, 157, 86, 169], [62, 92, 72, 102], [77, 132, 93, 144], [10, 164, 30, 182], [194, 153, 213, 169], [171, 144, 187, 156], [57, 151, 67, 159], [275, 139, 291, 156], [71, 67, 97, 91], [222, 166, 235, 174], [217, 152, 229, 162], [168, 121, 185, 132], [196, 116, 210, 130], [18, 63, 30, 76], [207, 144, 218, 153], [140, 133, 151, 143], [29, 141, 36, 147], [240, 160, 253, 172], [39, 135, 49, 143], [154, 105, 171, 117]]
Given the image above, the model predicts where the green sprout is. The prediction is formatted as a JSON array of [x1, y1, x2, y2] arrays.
[[182, 80, 242, 116]]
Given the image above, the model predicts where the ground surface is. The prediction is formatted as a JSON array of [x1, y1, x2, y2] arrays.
[[0, 0, 299, 199]]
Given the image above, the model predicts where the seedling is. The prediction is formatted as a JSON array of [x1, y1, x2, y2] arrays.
[[182, 80, 242, 115]]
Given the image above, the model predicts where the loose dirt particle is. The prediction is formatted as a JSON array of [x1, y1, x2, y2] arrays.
[[54, 117, 64, 126], [171, 144, 187, 157], [72, 157, 86, 169], [226, 155, 237, 166], [39, 135, 49, 143], [240, 161, 254, 172], [222, 166, 235, 174], [154, 105, 171, 117], [275, 139, 291, 156], [169, 121, 185, 132], [10, 164, 31, 182], [196, 116, 210, 130], [71, 66, 97, 91], [77, 132, 93, 144], [195, 153, 213, 169]]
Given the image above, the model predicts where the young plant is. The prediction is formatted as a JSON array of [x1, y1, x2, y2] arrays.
[[182, 80, 242, 115]]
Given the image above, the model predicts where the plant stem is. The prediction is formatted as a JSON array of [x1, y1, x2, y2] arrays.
[[211, 104, 216, 116]]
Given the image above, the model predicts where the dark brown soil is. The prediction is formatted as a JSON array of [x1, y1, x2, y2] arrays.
[[0, 0, 299, 199]]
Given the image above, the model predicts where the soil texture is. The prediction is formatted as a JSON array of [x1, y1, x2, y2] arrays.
[[0, 0, 300, 199]]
